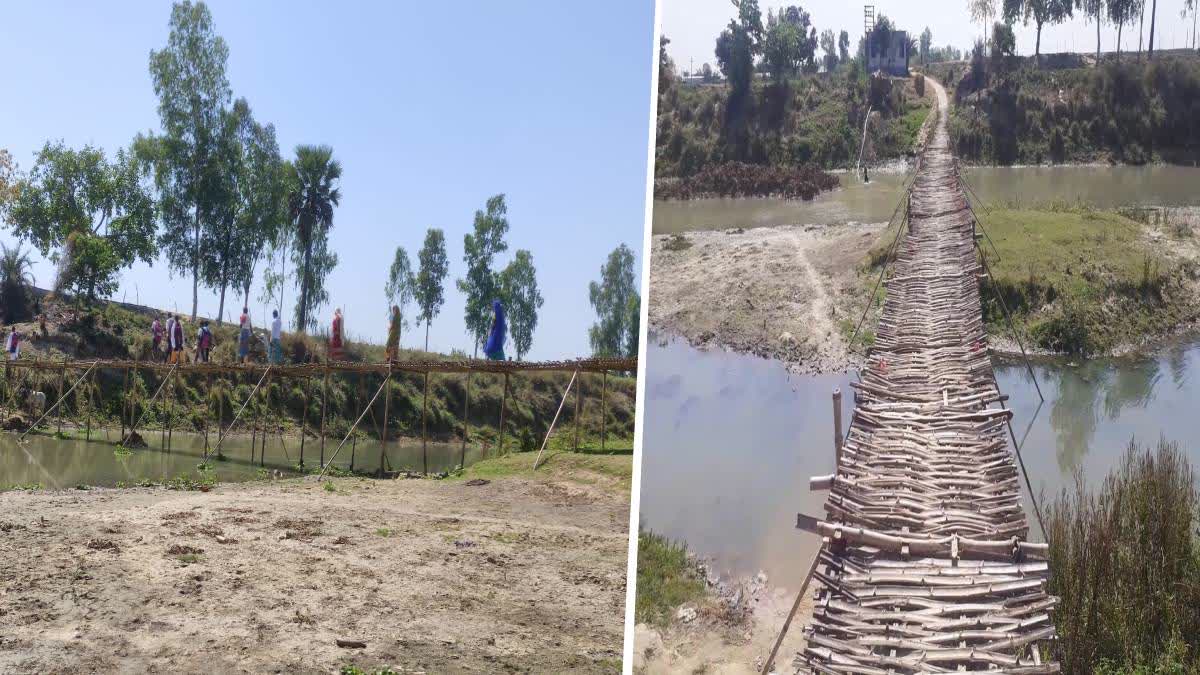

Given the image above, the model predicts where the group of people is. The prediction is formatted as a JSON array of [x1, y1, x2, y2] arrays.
[[5, 299, 507, 368], [151, 314, 215, 364]]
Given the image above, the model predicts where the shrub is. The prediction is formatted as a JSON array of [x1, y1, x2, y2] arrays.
[[1046, 438, 1200, 673]]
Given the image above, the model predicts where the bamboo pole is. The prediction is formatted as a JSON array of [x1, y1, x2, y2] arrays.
[[832, 388, 843, 469], [421, 371, 430, 475], [497, 372, 510, 455], [260, 372, 269, 467], [56, 360, 66, 436], [460, 372, 470, 470], [299, 377, 308, 469], [601, 370, 607, 451], [120, 366, 130, 440], [573, 373, 582, 451], [204, 373, 212, 454], [85, 367, 95, 442], [533, 370, 577, 470], [320, 369, 329, 465], [379, 367, 392, 477]]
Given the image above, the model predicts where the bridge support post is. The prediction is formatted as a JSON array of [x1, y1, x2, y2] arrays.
[[56, 360, 66, 436], [299, 378, 308, 469], [833, 388, 843, 469], [320, 370, 329, 465], [421, 371, 430, 475], [573, 373, 582, 451], [379, 367, 391, 477], [498, 372, 510, 455], [460, 372, 470, 470], [601, 371, 608, 451]]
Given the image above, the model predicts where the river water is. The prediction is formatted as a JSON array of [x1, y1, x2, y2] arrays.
[[0, 430, 481, 490], [638, 332, 1200, 589], [652, 164, 1200, 233]]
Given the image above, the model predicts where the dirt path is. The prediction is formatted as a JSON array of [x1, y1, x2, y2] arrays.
[[648, 222, 886, 374], [0, 469, 630, 673]]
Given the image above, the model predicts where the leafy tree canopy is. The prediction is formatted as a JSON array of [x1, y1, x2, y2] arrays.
[[499, 249, 543, 360], [416, 227, 448, 350], [588, 244, 639, 358], [457, 194, 509, 350]]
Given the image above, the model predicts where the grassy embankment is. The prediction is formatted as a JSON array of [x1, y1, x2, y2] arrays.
[[926, 50, 1200, 166], [0, 295, 636, 454], [1045, 437, 1200, 673], [655, 69, 931, 199], [634, 530, 708, 628], [860, 201, 1200, 355]]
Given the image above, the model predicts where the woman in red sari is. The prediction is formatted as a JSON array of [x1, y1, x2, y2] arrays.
[[329, 308, 346, 361]]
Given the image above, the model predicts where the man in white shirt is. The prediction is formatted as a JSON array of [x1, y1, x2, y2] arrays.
[[270, 310, 283, 364]]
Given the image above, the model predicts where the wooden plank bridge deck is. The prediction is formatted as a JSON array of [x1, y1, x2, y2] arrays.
[[797, 80, 1058, 673]]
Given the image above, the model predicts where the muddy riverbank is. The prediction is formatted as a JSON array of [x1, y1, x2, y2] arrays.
[[0, 454, 631, 673]]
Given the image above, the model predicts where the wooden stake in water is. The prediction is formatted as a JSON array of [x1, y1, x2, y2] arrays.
[[56, 360, 66, 436], [299, 377, 308, 469], [320, 369, 329, 465], [833, 388, 843, 469]]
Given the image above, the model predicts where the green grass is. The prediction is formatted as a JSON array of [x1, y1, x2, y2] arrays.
[[452, 451, 632, 494], [896, 102, 932, 151], [635, 530, 707, 629], [978, 205, 1192, 355]]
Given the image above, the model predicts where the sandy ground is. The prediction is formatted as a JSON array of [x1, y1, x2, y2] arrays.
[[648, 221, 886, 374], [0, 469, 630, 673], [631, 569, 813, 675]]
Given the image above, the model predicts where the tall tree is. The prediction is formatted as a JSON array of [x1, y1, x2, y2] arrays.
[[659, 35, 675, 93], [286, 144, 341, 332], [1147, 0, 1157, 57], [456, 194, 509, 353], [920, 27, 933, 65], [969, 0, 998, 42], [763, 8, 803, 81], [1079, 0, 1106, 61], [147, 0, 231, 320], [588, 244, 637, 358], [415, 228, 448, 351], [820, 29, 838, 72], [499, 249, 543, 361], [7, 142, 157, 302], [205, 98, 288, 323], [624, 292, 641, 359], [0, 242, 36, 323], [384, 245, 416, 346], [1108, 0, 1142, 60], [715, 0, 764, 99], [838, 30, 851, 64], [1011, 0, 1073, 61], [0, 149, 18, 222]]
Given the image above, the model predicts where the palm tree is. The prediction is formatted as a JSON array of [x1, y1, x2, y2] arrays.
[[1, 242, 36, 323], [287, 145, 341, 332]]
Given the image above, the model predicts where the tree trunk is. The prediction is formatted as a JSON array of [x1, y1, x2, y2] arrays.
[[1117, 22, 1123, 62], [1148, 0, 1157, 58], [217, 283, 227, 326], [191, 211, 200, 321], [298, 245, 311, 333], [1036, 21, 1043, 63], [1139, 3, 1146, 58], [1096, 10, 1102, 64], [424, 321, 430, 352]]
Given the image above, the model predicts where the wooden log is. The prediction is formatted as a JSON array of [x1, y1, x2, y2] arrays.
[[833, 388, 843, 469], [320, 369, 329, 465]]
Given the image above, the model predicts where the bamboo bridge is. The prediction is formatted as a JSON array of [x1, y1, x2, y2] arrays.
[[1, 355, 635, 476], [792, 79, 1058, 673]]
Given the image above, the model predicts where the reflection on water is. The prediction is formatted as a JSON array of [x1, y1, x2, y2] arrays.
[[640, 333, 1200, 586], [1, 431, 482, 489], [653, 165, 1200, 234]]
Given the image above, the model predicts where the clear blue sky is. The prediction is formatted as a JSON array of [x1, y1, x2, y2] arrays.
[[0, 0, 654, 360]]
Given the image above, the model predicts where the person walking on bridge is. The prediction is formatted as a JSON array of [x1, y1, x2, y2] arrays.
[[151, 314, 164, 361], [238, 307, 253, 364], [167, 314, 186, 364], [5, 326, 20, 362], [196, 321, 213, 363], [269, 309, 283, 365], [484, 299, 506, 361], [329, 308, 346, 362], [385, 305, 401, 362]]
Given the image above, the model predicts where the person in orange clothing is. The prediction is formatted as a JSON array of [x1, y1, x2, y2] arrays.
[[329, 308, 346, 362]]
